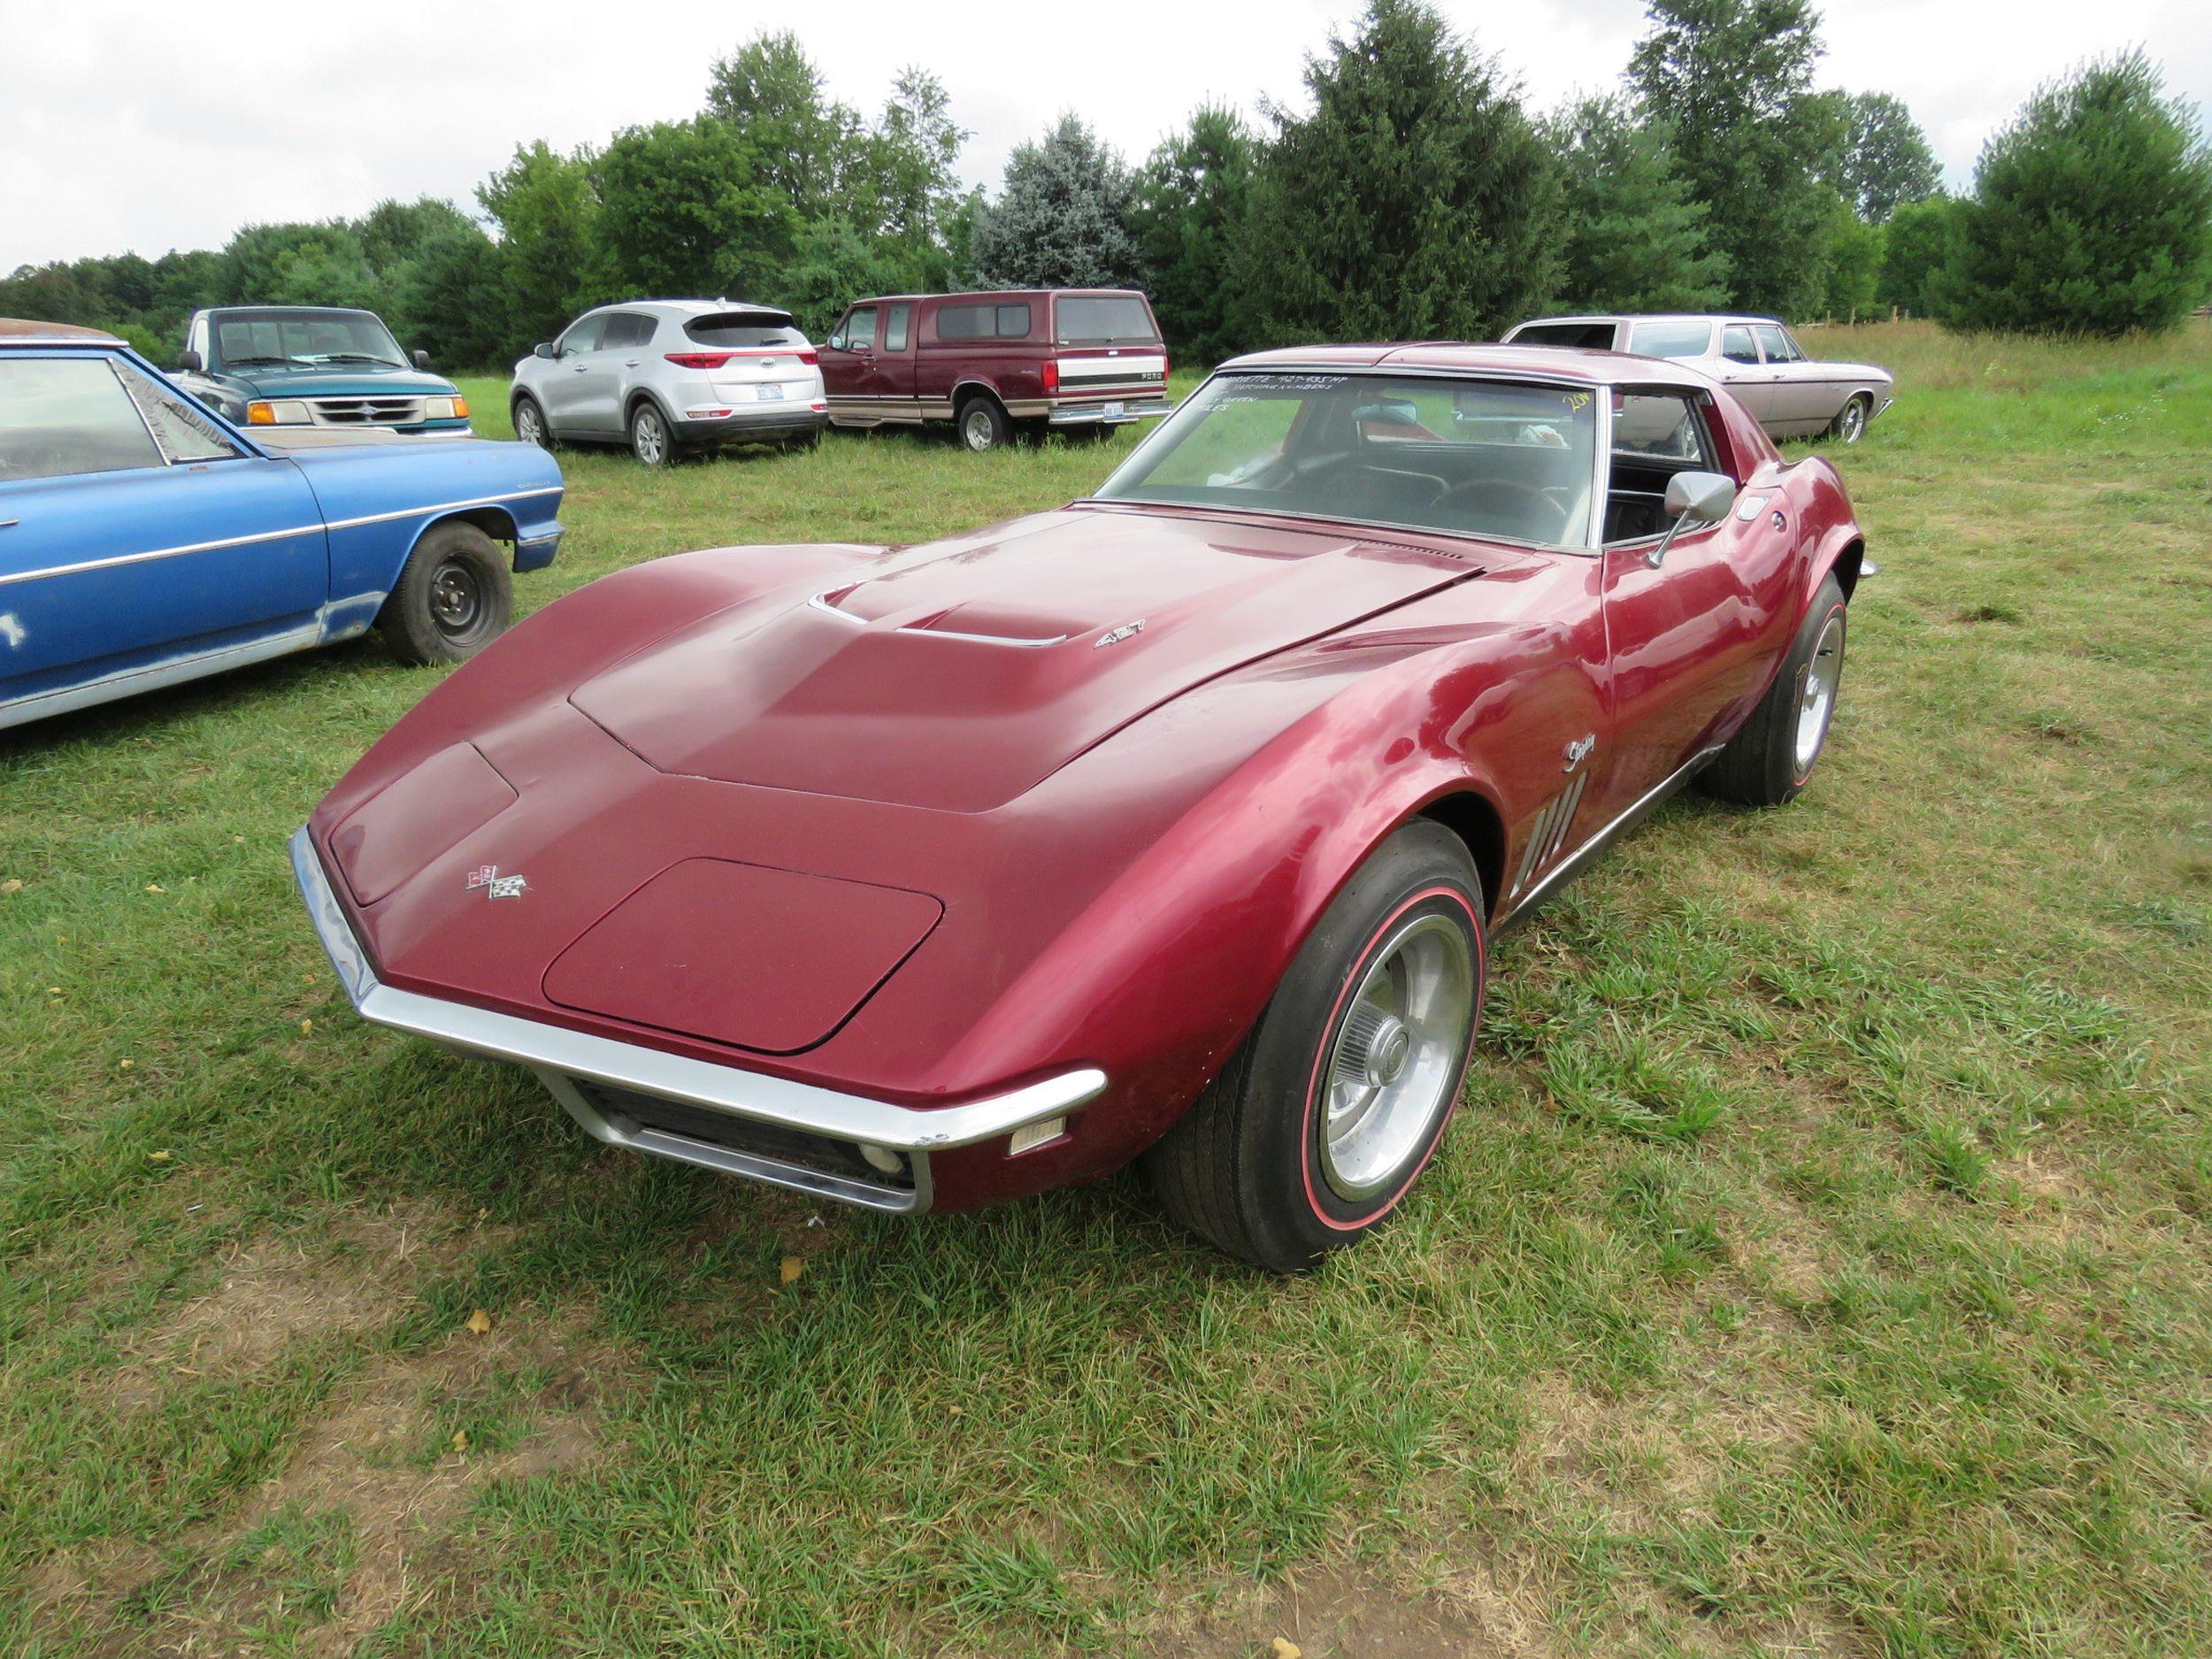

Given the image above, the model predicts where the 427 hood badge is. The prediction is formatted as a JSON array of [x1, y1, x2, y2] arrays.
[[466, 864, 530, 900]]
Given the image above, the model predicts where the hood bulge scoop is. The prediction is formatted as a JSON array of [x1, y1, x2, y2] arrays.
[[570, 509, 1479, 813]]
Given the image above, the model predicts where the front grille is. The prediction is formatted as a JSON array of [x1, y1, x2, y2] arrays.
[[311, 396, 425, 426], [570, 1079, 917, 1192]]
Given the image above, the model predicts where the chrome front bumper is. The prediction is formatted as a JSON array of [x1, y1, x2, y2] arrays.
[[288, 828, 1105, 1212]]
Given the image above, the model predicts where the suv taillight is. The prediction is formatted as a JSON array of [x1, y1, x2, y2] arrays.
[[797, 349, 819, 365], [1041, 359, 1059, 395], [665, 351, 733, 369]]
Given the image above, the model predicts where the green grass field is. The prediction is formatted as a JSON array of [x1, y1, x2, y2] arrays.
[[4, 324, 2208, 1657]]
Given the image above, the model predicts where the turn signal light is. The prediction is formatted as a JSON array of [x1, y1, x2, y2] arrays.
[[452, 396, 470, 419]]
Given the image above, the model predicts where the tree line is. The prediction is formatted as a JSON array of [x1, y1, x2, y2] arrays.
[[5, 0, 2207, 371]]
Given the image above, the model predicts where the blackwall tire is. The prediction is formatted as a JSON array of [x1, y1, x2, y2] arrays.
[[1698, 572, 1848, 807], [1142, 820, 1486, 1272], [375, 521, 513, 666]]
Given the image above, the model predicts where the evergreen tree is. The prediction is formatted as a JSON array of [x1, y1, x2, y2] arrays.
[[393, 222, 507, 366], [1240, 0, 1560, 343], [969, 116, 1144, 290], [1548, 95, 1730, 312], [1876, 194, 1958, 317], [1946, 51, 2212, 336], [1628, 0, 1840, 315], [1130, 105, 1257, 362]]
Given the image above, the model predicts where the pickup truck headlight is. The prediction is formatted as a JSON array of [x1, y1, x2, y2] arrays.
[[423, 396, 471, 421], [246, 399, 311, 425]]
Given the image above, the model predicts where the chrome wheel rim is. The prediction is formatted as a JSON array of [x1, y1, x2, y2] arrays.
[[1793, 611, 1846, 776], [961, 408, 995, 450], [517, 403, 544, 445], [1319, 911, 1475, 1202], [429, 558, 483, 638], [634, 408, 667, 464], [1839, 400, 1865, 443]]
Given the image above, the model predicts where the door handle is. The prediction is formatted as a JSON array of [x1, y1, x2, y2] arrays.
[[624, 358, 641, 367], [572, 365, 588, 373]]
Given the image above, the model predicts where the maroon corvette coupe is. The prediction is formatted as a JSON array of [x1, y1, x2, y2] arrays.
[[294, 344, 1865, 1270]]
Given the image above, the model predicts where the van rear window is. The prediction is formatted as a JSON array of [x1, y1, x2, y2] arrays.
[[687, 311, 801, 348], [1056, 296, 1158, 344], [937, 303, 1031, 342]]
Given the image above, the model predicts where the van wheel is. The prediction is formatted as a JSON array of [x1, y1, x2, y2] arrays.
[[377, 521, 513, 666], [956, 395, 1010, 453]]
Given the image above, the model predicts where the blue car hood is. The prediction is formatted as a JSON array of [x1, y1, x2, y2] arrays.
[[215, 363, 460, 398]]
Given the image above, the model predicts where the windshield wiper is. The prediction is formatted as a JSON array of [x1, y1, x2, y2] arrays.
[[312, 353, 401, 365], [220, 355, 296, 367]]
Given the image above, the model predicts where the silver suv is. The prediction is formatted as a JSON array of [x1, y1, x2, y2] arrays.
[[510, 299, 827, 464]]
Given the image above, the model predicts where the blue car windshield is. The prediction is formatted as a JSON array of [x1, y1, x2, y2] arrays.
[[1093, 371, 1598, 548], [213, 311, 409, 370]]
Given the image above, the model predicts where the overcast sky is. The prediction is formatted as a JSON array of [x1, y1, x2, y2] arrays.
[[3, 0, 2206, 271]]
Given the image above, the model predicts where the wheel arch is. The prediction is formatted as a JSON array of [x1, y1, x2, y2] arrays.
[[1415, 787, 1508, 923], [950, 379, 1007, 414]]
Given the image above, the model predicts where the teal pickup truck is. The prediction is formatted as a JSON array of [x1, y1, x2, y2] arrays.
[[173, 305, 472, 439]]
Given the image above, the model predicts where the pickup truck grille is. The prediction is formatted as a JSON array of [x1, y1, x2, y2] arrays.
[[310, 396, 425, 426]]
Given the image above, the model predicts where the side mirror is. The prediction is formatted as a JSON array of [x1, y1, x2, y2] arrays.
[[176, 349, 203, 373], [412, 349, 431, 370], [533, 341, 557, 359], [1647, 470, 1737, 568]]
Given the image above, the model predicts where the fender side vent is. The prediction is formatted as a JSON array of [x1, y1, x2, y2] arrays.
[[1511, 773, 1589, 896]]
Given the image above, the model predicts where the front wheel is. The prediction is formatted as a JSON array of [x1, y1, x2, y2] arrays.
[[1143, 820, 1486, 1271], [376, 521, 513, 666], [629, 401, 672, 465], [512, 394, 551, 449], [1829, 395, 1870, 445], [1699, 572, 1847, 807]]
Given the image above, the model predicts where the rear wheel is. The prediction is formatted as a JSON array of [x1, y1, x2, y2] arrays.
[[512, 394, 551, 449], [376, 521, 513, 666], [1829, 394, 1870, 445], [629, 400, 672, 465], [956, 395, 1010, 453], [1699, 572, 1847, 807], [1143, 821, 1486, 1271]]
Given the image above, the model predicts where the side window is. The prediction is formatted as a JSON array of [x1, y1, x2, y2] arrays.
[[995, 303, 1032, 339], [1626, 320, 1715, 359], [1605, 392, 1718, 546], [1752, 325, 1796, 364], [602, 312, 655, 349], [882, 303, 911, 352], [558, 316, 605, 356], [936, 303, 991, 342], [0, 357, 165, 482], [843, 307, 879, 351], [1720, 326, 1760, 365], [115, 362, 242, 463]]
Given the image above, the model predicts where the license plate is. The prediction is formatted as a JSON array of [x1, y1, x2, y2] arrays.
[[1103, 402, 1124, 419], [757, 383, 785, 401]]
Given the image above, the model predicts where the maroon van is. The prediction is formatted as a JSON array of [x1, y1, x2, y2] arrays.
[[818, 288, 1171, 452]]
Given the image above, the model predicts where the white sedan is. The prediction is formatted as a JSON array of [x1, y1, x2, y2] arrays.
[[1502, 313, 1894, 444]]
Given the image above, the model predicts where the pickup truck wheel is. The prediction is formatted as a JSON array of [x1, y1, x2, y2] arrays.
[[1143, 820, 1485, 1272], [512, 395, 552, 449], [629, 401, 672, 465], [376, 521, 513, 666], [1829, 394, 1870, 445], [956, 395, 1010, 453], [1698, 572, 1847, 807]]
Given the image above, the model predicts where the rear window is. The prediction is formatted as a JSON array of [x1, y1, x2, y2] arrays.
[[937, 303, 1032, 342], [687, 311, 801, 348], [1055, 295, 1158, 345], [1626, 320, 1713, 359], [1511, 322, 1617, 349]]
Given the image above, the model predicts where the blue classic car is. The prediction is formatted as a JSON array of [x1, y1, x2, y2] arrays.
[[0, 319, 564, 733], [173, 305, 472, 437]]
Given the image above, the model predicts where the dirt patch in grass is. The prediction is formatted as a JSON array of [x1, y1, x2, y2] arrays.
[[34, 1300, 636, 1655], [1139, 1550, 1547, 1659], [103, 1198, 513, 1411]]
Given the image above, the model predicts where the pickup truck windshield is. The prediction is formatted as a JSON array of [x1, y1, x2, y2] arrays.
[[1094, 371, 1596, 548], [212, 311, 408, 370], [1056, 296, 1159, 345]]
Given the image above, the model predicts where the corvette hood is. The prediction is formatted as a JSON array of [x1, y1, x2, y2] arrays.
[[570, 507, 1481, 812]]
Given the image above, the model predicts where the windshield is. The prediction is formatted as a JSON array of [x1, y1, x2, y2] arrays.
[[1056, 296, 1159, 345], [1093, 371, 1597, 547], [211, 310, 408, 370]]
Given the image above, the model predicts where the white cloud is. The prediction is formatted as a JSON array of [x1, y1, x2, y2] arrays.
[[3, 0, 2205, 269]]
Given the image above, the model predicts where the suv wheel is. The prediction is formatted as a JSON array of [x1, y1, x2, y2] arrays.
[[512, 395, 551, 449], [629, 401, 672, 466], [956, 395, 1010, 453]]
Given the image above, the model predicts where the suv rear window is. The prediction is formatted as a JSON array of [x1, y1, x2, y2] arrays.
[[1055, 296, 1158, 345], [1511, 322, 1617, 349], [937, 303, 1031, 342], [687, 311, 801, 348]]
